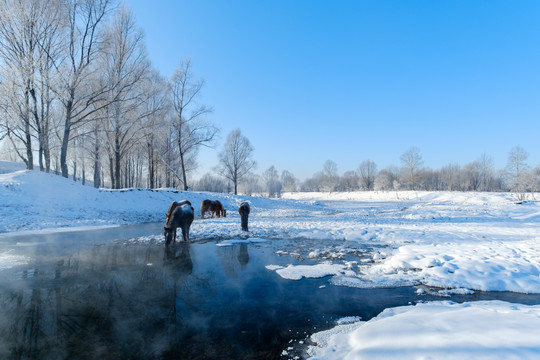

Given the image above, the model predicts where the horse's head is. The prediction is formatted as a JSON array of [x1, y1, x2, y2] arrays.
[[164, 226, 175, 246]]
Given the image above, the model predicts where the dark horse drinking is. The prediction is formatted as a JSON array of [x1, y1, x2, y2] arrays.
[[238, 202, 250, 231], [164, 201, 194, 245], [165, 200, 192, 222]]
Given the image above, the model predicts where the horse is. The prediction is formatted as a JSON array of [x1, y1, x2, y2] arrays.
[[200, 199, 226, 218], [238, 202, 250, 231], [164, 202, 194, 246], [165, 200, 192, 222]]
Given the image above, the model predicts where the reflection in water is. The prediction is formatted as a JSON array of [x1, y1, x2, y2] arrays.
[[0, 242, 267, 360], [238, 243, 250, 268], [218, 243, 250, 279], [0, 244, 199, 359]]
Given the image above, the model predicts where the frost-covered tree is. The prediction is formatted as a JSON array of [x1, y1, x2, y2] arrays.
[[440, 163, 460, 191], [477, 153, 495, 192], [192, 172, 227, 193], [240, 173, 262, 196], [139, 71, 169, 189], [92, 6, 150, 189], [400, 147, 424, 190], [57, 0, 115, 178], [374, 171, 391, 191], [357, 160, 377, 190], [0, 0, 63, 170], [375, 166, 400, 191], [171, 59, 217, 191], [262, 165, 282, 198], [339, 170, 359, 191], [281, 170, 298, 192], [506, 145, 530, 199], [321, 160, 339, 192], [218, 129, 256, 195]]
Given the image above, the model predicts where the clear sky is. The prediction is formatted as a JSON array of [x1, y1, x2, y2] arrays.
[[124, 0, 540, 180]]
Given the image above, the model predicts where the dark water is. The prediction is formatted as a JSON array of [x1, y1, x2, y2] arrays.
[[2, 224, 540, 360]]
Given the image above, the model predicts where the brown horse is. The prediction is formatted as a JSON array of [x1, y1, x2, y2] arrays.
[[238, 202, 250, 231], [200, 199, 226, 218], [164, 201, 194, 245]]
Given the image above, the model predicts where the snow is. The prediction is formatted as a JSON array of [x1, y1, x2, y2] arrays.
[[3, 161, 540, 358], [307, 301, 540, 360], [267, 262, 352, 280]]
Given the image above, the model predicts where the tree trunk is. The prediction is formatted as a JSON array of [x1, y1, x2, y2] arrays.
[[29, 89, 43, 171], [60, 97, 73, 178], [148, 142, 155, 189], [179, 151, 188, 191], [109, 154, 115, 189], [24, 89, 34, 170], [93, 138, 101, 188], [115, 134, 121, 189]]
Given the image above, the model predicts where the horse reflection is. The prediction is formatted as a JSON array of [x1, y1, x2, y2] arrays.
[[164, 241, 193, 278], [237, 243, 249, 267], [218, 242, 251, 278]]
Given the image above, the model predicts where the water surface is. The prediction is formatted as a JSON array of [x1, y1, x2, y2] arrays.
[[1, 225, 540, 359]]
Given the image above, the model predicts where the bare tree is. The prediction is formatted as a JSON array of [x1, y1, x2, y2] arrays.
[[477, 153, 495, 192], [322, 160, 339, 192], [139, 71, 169, 189], [240, 173, 262, 196], [340, 170, 359, 191], [218, 129, 256, 195], [192, 172, 227, 193], [0, 0, 62, 170], [100, 5, 150, 189], [171, 59, 217, 190], [506, 145, 530, 199], [56, 0, 114, 178], [374, 168, 394, 191], [357, 160, 377, 190], [400, 146, 424, 190], [440, 163, 460, 191], [281, 170, 298, 192], [262, 165, 282, 198]]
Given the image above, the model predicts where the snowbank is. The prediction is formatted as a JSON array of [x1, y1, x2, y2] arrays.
[[0, 161, 319, 233], [308, 301, 540, 360]]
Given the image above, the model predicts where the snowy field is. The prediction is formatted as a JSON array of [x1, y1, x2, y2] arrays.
[[2, 160, 540, 359]]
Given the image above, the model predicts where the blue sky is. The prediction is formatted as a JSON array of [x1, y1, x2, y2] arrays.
[[124, 0, 540, 180]]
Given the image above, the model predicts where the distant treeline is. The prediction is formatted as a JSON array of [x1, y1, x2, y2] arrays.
[[192, 147, 537, 201]]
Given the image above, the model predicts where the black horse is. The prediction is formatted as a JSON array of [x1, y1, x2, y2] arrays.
[[164, 201, 194, 246], [238, 202, 250, 232], [165, 200, 192, 222]]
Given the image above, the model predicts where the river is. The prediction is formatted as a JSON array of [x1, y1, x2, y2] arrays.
[[1, 224, 540, 359]]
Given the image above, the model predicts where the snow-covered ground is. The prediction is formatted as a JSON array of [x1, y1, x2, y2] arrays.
[[2, 161, 540, 359]]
